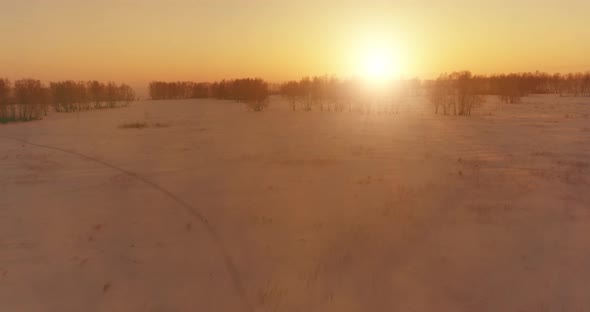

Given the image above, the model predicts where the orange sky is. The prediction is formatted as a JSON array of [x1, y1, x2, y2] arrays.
[[2, 0, 590, 88]]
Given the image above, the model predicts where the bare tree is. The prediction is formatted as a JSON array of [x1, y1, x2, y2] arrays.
[[119, 84, 136, 106], [40, 87, 52, 116], [280, 81, 299, 111], [428, 72, 484, 116], [0, 78, 11, 122], [88, 81, 105, 109], [14, 79, 44, 121]]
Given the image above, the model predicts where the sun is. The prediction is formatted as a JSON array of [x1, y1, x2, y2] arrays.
[[354, 40, 403, 84], [364, 50, 393, 81]]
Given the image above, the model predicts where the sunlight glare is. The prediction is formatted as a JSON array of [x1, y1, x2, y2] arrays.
[[356, 40, 402, 85]]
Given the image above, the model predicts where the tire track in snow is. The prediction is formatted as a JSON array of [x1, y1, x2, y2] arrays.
[[0, 135, 253, 312]]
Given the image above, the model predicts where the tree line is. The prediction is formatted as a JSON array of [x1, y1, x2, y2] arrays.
[[0, 78, 51, 122], [0, 78, 136, 123], [148, 81, 210, 100], [485, 72, 590, 98], [279, 73, 484, 116], [425, 71, 590, 115], [277, 71, 590, 116], [279, 76, 420, 114], [51, 81, 135, 112], [149, 78, 269, 111], [281, 76, 356, 112], [426, 71, 484, 116]]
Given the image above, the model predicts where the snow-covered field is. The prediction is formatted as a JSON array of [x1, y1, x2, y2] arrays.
[[1, 95, 589, 311]]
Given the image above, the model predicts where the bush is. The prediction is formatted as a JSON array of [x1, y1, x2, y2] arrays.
[[119, 122, 148, 129], [118, 122, 170, 129]]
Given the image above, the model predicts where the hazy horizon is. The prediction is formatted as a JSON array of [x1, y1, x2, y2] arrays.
[[3, 0, 590, 87]]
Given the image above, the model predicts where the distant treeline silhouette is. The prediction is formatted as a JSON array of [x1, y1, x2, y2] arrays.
[[279, 75, 421, 113], [149, 81, 210, 100], [148, 79, 269, 110], [428, 71, 590, 104], [427, 71, 484, 116], [278, 71, 590, 115], [426, 71, 590, 115], [51, 81, 135, 112], [0, 78, 136, 123]]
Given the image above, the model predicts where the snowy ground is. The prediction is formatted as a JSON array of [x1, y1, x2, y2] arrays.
[[1, 95, 590, 311]]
